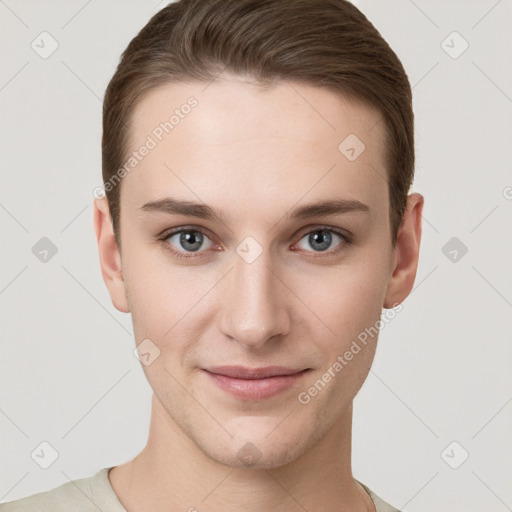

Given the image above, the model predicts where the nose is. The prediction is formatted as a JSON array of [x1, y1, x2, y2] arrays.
[[219, 245, 292, 350]]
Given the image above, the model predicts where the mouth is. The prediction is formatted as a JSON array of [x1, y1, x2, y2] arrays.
[[202, 366, 311, 400]]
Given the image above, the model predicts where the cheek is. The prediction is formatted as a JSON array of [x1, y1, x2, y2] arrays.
[[294, 256, 389, 350], [296, 264, 385, 411], [122, 247, 217, 368], [122, 247, 191, 338]]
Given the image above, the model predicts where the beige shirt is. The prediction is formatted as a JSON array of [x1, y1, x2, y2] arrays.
[[0, 467, 402, 511]]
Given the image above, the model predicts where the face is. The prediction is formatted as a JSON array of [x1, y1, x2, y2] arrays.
[[97, 73, 408, 469]]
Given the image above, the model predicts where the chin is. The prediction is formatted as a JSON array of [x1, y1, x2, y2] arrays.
[[196, 427, 313, 471], [210, 444, 302, 471]]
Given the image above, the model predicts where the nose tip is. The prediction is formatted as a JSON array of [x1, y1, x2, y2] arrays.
[[219, 256, 291, 350], [224, 326, 276, 351]]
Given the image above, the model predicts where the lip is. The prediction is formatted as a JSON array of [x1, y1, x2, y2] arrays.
[[202, 366, 311, 400]]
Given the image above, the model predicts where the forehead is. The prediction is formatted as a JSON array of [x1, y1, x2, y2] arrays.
[[122, 75, 388, 222]]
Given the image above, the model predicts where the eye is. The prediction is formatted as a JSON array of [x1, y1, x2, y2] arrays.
[[158, 225, 352, 260], [294, 227, 350, 255], [161, 228, 214, 258]]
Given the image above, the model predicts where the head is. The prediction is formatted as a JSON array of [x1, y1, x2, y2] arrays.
[[94, 0, 423, 469]]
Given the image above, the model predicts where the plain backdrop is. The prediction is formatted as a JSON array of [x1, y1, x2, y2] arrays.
[[1, 1, 511, 511]]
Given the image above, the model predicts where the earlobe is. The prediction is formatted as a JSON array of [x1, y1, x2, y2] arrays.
[[93, 197, 130, 313], [383, 193, 424, 309]]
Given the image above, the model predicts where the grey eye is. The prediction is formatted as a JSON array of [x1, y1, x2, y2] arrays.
[[296, 229, 343, 252], [167, 230, 213, 253]]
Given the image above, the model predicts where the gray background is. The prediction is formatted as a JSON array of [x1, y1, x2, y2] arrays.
[[1, 1, 511, 510]]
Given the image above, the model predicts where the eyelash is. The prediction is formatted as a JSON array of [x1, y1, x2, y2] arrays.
[[157, 225, 353, 260]]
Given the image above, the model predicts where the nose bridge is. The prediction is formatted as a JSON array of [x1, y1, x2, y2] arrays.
[[220, 242, 290, 348]]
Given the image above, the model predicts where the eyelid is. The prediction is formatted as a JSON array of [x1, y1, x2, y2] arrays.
[[294, 223, 352, 242], [158, 224, 215, 241]]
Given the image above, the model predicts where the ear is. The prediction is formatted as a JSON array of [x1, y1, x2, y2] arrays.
[[383, 192, 424, 308], [93, 197, 130, 313]]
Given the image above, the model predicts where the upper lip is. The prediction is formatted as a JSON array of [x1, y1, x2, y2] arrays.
[[204, 366, 309, 379]]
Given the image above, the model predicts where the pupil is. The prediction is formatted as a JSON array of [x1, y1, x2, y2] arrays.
[[181, 231, 202, 251], [310, 230, 331, 251]]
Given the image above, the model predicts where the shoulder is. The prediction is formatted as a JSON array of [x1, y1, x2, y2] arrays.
[[0, 468, 122, 512], [356, 479, 404, 512]]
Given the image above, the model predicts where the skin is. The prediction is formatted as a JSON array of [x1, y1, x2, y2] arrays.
[[94, 72, 423, 512]]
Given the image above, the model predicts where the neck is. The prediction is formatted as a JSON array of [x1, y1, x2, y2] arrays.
[[109, 394, 375, 512]]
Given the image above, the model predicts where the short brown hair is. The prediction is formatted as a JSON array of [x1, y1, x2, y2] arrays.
[[102, 0, 414, 249]]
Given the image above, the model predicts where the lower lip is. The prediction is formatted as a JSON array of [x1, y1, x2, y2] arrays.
[[203, 369, 310, 400]]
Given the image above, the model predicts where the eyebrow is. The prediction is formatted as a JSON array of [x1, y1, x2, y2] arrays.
[[139, 196, 370, 223]]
